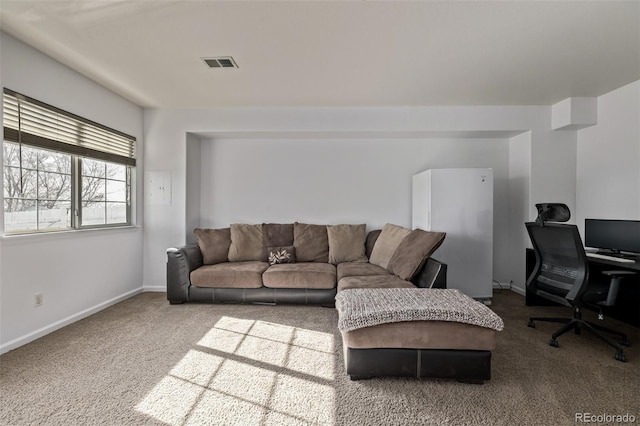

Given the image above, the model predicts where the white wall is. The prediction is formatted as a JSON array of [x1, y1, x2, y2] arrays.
[[529, 125, 578, 223], [0, 33, 145, 353], [200, 138, 508, 228], [508, 132, 532, 293], [576, 80, 640, 235], [199, 137, 511, 281], [143, 105, 574, 290], [185, 133, 202, 244]]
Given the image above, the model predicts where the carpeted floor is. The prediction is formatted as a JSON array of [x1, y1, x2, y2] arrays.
[[1, 290, 638, 425]]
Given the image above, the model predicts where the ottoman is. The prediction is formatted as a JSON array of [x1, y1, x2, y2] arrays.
[[335, 288, 504, 383]]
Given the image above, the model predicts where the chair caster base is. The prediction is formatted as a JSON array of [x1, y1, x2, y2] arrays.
[[527, 320, 535, 328], [615, 352, 626, 362], [549, 339, 559, 348]]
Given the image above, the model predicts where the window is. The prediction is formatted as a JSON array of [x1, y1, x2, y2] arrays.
[[2, 89, 136, 234], [3, 143, 72, 232], [80, 158, 129, 226]]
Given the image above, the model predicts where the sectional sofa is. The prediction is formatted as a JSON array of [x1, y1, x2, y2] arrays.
[[166, 222, 503, 383], [167, 223, 447, 305]]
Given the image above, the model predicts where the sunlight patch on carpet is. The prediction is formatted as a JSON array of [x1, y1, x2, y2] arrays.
[[135, 376, 202, 425], [136, 315, 336, 425], [169, 350, 225, 387]]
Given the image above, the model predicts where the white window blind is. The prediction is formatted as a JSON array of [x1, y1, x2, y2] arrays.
[[3, 88, 136, 166]]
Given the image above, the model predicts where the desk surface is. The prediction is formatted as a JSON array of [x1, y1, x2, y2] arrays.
[[585, 253, 640, 272]]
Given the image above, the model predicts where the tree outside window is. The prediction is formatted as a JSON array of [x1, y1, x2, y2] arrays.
[[3, 143, 72, 232]]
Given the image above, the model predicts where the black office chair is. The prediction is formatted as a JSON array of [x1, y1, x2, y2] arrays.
[[525, 203, 630, 362]]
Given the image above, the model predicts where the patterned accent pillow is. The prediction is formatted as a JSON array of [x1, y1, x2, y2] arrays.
[[267, 246, 296, 265]]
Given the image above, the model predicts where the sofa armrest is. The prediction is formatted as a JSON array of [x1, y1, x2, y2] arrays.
[[411, 258, 447, 289], [166, 244, 203, 304]]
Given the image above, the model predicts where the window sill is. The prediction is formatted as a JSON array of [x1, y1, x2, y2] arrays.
[[1, 225, 141, 245]]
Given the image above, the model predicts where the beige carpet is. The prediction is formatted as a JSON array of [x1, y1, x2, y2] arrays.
[[1, 290, 638, 426]]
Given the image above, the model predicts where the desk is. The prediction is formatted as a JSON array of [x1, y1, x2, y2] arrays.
[[525, 248, 640, 326], [584, 253, 640, 272]]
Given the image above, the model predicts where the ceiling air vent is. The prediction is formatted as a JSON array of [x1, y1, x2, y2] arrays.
[[202, 56, 239, 69]]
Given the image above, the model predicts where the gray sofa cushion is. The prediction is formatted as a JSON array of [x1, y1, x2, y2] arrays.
[[336, 262, 390, 282], [190, 261, 270, 288], [263, 262, 336, 289], [194, 227, 231, 265], [337, 275, 415, 292], [293, 223, 329, 263]]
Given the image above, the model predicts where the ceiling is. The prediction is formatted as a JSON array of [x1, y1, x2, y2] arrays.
[[1, 1, 639, 108]]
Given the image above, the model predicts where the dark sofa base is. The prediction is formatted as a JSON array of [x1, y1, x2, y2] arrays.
[[346, 348, 491, 384], [176, 286, 337, 306]]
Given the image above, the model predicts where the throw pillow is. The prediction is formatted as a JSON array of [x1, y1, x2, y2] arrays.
[[194, 227, 231, 265], [293, 222, 329, 262], [267, 246, 296, 265], [263, 223, 294, 247], [369, 223, 412, 270], [387, 229, 446, 280], [228, 224, 266, 262], [326, 224, 368, 265]]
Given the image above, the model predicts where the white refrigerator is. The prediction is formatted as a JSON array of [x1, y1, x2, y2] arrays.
[[412, 168, 494, 299]]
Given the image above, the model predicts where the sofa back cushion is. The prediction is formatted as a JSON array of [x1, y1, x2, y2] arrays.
[[327, 224, 368, 265], [369, 223, 412, 269], [194, 227, 231, 265], [263, 223, 294, 247], [387, 229, 446, 280], [365, 229, 382, 259], [293, 223, 329, 262], [228, 224, 266, 262]]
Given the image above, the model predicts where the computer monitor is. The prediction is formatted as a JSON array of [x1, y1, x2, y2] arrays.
[[585, 219, 640, 255]]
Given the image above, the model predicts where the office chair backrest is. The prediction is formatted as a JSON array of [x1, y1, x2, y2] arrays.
[[534, 203, 571, 224], [525, 222, 589, 306]]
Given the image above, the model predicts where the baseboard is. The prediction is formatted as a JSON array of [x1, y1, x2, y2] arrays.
[[493, 282, 526, 296], [492, 282, 511, 291], [510, 284, 526, 296], [0, 287, 143, 355], [143, 286, 166, 293]]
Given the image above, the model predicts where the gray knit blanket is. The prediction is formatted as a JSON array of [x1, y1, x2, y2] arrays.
[[335, 288, 504, 332]]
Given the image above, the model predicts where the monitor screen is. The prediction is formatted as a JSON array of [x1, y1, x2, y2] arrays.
[[585, 219, 640, 254]]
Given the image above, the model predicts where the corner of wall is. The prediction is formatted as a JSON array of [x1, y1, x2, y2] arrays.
[[185, 133, 202, 244]]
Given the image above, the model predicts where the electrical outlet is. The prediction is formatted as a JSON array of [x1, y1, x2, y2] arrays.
[[34, 293, 43, 307]]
